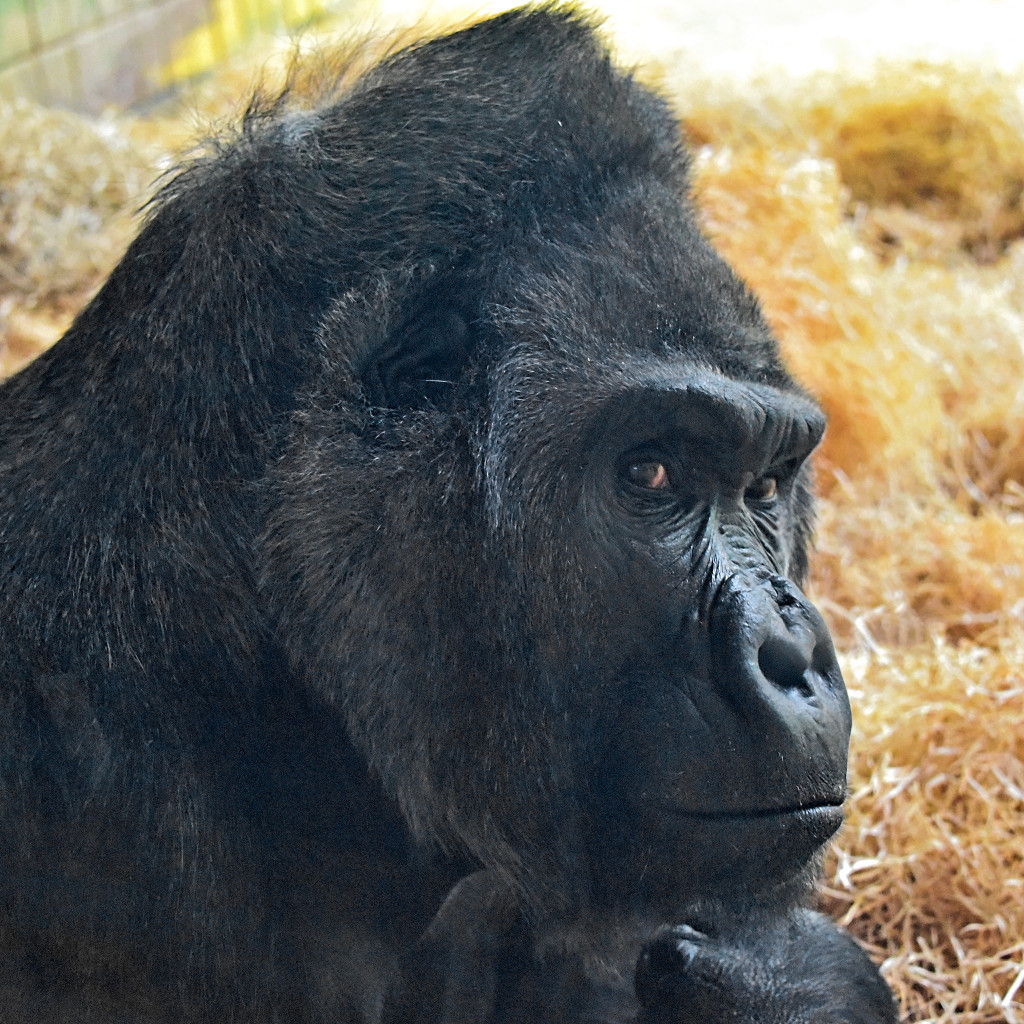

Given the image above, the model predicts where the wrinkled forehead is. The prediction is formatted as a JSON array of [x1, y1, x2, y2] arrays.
[[487, 350, 822, 449], [484, 183, 790, 387]]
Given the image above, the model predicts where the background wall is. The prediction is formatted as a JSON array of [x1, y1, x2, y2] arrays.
[[0, 0, 329, 111]]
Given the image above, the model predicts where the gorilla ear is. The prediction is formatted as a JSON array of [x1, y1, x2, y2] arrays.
[[359, 279, 478, 411]]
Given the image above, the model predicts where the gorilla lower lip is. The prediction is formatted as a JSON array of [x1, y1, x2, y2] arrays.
[[632, 803, 845, 895]]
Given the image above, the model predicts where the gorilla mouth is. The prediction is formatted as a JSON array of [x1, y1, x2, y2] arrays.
[[657, 802, 845, 824], [645, 802, 846, 854], [651, 803, 846, 850]]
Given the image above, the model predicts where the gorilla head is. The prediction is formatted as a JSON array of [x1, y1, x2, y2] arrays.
[[263, 8, 851, 923]]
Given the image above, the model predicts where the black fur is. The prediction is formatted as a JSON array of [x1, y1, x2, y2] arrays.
[[0, 6, 891, 1021]]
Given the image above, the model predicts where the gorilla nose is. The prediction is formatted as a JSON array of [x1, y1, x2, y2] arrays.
[[757, 631, 813, 693], [709, 572, 846, 716]]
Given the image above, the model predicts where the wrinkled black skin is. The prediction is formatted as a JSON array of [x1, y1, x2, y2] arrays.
[[0, 6, 876, 1022]]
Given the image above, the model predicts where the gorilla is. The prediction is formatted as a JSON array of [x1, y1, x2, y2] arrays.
[[0, 5, 895, 1022]]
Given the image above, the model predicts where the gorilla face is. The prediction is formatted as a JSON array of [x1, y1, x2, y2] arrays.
[[481, 198, 850, 909], [531, 365, 848, 904], [268, 186, 851, 918]]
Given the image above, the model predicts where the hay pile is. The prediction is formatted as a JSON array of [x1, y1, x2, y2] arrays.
[[0, 99, 165, 377], [2, 21, 1023, 1023]]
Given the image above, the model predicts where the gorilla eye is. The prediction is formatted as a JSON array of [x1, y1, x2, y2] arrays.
[[628, 461, 671, 490], [745, 476, 778, 503]]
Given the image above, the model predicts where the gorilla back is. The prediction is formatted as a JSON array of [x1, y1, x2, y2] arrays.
[[0, 6, 857, 1021]]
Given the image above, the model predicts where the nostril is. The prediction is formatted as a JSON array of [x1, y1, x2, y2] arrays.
[[757, 633, 812, 692], [812, 638, 838, 676]]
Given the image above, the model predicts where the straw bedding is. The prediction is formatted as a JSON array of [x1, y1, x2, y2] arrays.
[[2, 24, 1023, 1023]]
